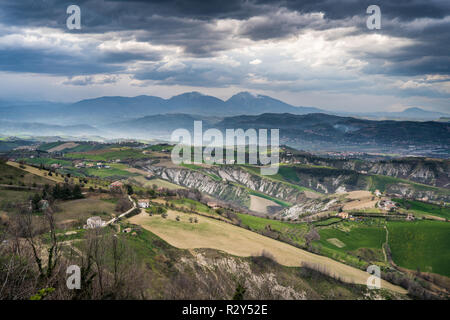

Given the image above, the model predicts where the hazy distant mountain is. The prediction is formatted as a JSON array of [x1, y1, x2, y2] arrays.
[[0, 92, 324, 125], [0, 101, 69, 122], [359, 107, 450, 120], [224, 92, 323, 115], [99, 112, 449, 155], [102, 113, 215, 138], [0, 93, 447, 126], [216, 113, 450, 153], [0, 120, 99, 136]]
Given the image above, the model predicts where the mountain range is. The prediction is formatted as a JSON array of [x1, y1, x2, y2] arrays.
[[0, 92, 447, 126], [0, 92, 322, 125], [0, 92, 448, 156]]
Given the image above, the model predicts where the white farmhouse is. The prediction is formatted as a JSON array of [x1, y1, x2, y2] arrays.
[[86, 216, 105, 229], [138, 199, 150, 208]]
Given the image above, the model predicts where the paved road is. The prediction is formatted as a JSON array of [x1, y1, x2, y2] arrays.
[[104, 195, 136, 226]]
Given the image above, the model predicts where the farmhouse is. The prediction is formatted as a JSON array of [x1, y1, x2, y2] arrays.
[[74, 161, 86, 168], [50, 163, 61, 169], [207, 202, 221, 210], [406, 213, 415, 221], [86, 216, 105, 229], [337, 212, 349, 219], [138, 199, 150, 208], [379, 200, 397, 211], [109, 181, 124, 190]]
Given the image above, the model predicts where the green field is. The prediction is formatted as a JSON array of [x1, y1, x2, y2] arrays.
[[387, 220, 450, 277], [393, 198, 450, 220], [38, 142, 114, 153], [38, 142, 63, 151], [315, 221, 386, 268], [317, 223, 386, 252], [65, 148, 150, 161], [313, 217, 342, 227], [144, 144, 174, 152], [277, 166, 301, 182], [63, 144, 113, 153], [18, 157, 72, 167], [81, 164, 138, 179], [237, 213, 309, 246]]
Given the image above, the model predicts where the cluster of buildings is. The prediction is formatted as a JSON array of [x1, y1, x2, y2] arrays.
[[378, 199, 397, 211], [335, 211, 358, 221], [73, 160, 120, 169]]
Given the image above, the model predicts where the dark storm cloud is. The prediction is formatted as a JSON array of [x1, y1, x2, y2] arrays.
[[258, 0, 450, 21], [0, 47, 123, 75], [0, 0, 449, 83], [133, 61, 243, 87]]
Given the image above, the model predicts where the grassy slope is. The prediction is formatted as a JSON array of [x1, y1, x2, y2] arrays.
[[112, 225, 402, 299], [247, 164, 449, 199], [53, 198, 117, 225], [393, 198, 450, 220], [127, 176, 184, 190], [18, 157, 72, 167], [38, 142, 63, 151], [238, 213, 309, 246], [387, 220, 450, 277], [6, 161, 110, 189], [367, 174, 449, 196], [181, 163, 222, 181], [128, 210, 405, 293], [315, 220, 387, 269], [82, 165, 138, 179], [65, 148, 150, 161], [241, 165, 313, 192], [0, 189, 35, 210], [0, 161, 55, 186]]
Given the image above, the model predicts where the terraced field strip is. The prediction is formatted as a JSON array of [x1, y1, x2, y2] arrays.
[[47, 142, 79, 152], [249, 194, 280, 213], [129, 210, 406, 294], [6, 161, 104, 188], [327, 238, 346, 248], [7, 161, 65, 183]]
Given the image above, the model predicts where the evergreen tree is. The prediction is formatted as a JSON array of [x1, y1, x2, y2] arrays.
[[232, 283, 246, 300], [72, 185, 84, 199], [31, 193, 41, 212]]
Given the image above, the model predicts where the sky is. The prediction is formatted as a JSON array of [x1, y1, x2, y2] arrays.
[[0, 0, 449, 113]]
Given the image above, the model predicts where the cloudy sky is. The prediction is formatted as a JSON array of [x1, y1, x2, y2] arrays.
[[0, 0, 449, 112]]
